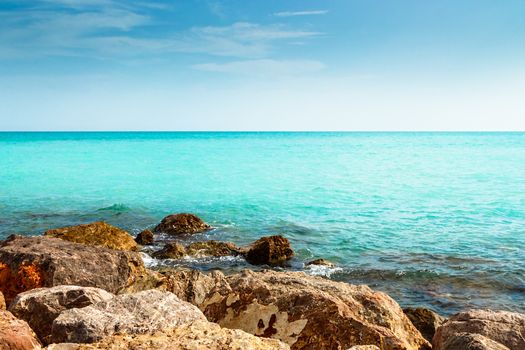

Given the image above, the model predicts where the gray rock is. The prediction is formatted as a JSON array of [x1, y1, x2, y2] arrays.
[[50, 289, 206, 343], [9, 285, 114, 344]]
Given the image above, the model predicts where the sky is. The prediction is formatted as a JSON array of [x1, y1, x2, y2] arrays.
[[0, 0, 524, 131]]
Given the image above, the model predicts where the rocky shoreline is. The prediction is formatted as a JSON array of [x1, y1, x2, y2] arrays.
[[1, 214, 523, 350]]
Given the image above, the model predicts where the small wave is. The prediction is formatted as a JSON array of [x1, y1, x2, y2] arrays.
[[305, 264, 343, 278], [96, 204, 131, 213]]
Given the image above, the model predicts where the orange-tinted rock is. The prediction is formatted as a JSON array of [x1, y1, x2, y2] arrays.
[[153, 213, 210, 235], [201, 270, 430, 350], [403, 307, 445, 343], [135, 229, 154, 245], [433, 309, 525, 350], [0, 235, 161, 304], [0, 291, 5, 310], [438, 332, 510, 350], [0, 309, 42, 350], [245, 235, 294, 265], [45, 222, 137, 251]]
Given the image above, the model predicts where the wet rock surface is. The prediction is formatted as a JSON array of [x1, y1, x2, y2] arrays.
[[245, 235, 294, 265], [433, 309, 525, 350], [151, 242, 186, 259], [153, 213, 210, 235], [0, 235, 160, 304], [305, 258, 334, 267], [403, 307, 445, 343], [201, 269, 430, 350], [134, 229, 154, 245], [0, 309, 42, 350], [44, 222, 137, 251], [50, 289, 206, 344], [9, 285, 114, 344]]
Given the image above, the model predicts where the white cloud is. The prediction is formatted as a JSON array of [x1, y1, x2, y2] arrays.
[[192, 59, 325, 76], [274, 10, 328, 17]]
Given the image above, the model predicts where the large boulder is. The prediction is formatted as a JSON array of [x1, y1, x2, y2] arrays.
[[135, 229, 154, 245], [438, 332, 510, 350], [186, 241, 242, 257], [245, 235, 294, 265], [9, 286, 114, 344], [0, 309, 42, 350], [433, 309, 525, 350], [152, 242, 186, 259], [44, 222, 137, 251], [161, 269, 228, 306], [153, 213, 210, 235], [201, 270, 430, 350], [50, 289, 206, 343], [46, 320, 290, 350], [403, 307, 445, 343], [0, 235, 161, 304]]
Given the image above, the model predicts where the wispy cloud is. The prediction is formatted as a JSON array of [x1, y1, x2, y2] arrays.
[[193, 59, 325, 76], [274, 10, 328, 17]]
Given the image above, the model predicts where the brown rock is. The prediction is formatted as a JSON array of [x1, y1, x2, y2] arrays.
[[433, 309, 525, 350], [50, 290, 206, 344], [9, 286, 114, 344], [306, 258, 334, 267], [44, 222, 137, 251], [403, 307, 445, 343], [161, 269, 228, 306], [348, 346, 381, 350], [135, 229, 154, 245], [46, 320, 290, 350], [201, 270, 430, 350], [245, 235, 294, 265], [0, 309, 42, 350], [186, 241, 242, 257], [439, 332, 510, 350], [0, 235, 161, 305], [0, 291, 5, 310], [152, 242, 186, 259], [153, 213, 210, 235]]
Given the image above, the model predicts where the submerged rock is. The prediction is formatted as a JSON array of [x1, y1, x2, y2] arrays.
[[152, 242, 186, 259], [44, 222, 137, 251], [403, 307, 445, 343], [433, 309, 525, 350], [9, 286, 114, 344], [201, 269, 430, 350], [0, 309, 42, 350], [153, 213, 210, 235], [186, 240, 242, 257], [46, 320, 290, 350], [245, 235, 294, 265], [0, 235, 161, 304], [306, 258, 334, 267], [135, 229, 154, 245], [50, 289, 205, 344]]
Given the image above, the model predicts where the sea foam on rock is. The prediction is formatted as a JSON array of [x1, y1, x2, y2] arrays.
[[44, 221, 138, 251]]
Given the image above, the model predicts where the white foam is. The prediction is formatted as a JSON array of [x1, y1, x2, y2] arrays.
[[305, 264, 343, 278]]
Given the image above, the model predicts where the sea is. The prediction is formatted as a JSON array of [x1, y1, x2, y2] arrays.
[[0, 132, 524, 315]]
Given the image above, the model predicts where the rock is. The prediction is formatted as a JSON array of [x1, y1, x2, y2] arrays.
[[244, 235, 294, 265], [348, 346, 381, 350], [201, 270, 430, 350], [306, 258, 334, 267], [153, 213, 210, 235], [50, 289, 206, 343], [135, 229, 154, 245], [403, 307, 445, 343], [46, 320, 290, 350], [161, 269, 228, 306], [44, 222, 137, 251], [433, 309, 525, 350], [439, 332, 510, 350], [152, 242, 186, 259], [9, 286, 114, 344], [0, 291, 5, 310], [0, 309, 42, 350], [0, 235, 161, 304], [186, 241, 242, 257]]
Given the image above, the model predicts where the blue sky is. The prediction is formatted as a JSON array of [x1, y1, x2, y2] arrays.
[[1, 0, 524, 130]]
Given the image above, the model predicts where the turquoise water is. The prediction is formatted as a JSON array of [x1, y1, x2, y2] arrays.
[[1, 132, 524, 315]]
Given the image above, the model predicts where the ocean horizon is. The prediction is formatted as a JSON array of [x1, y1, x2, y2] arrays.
[[1, 131, 523, 316]]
